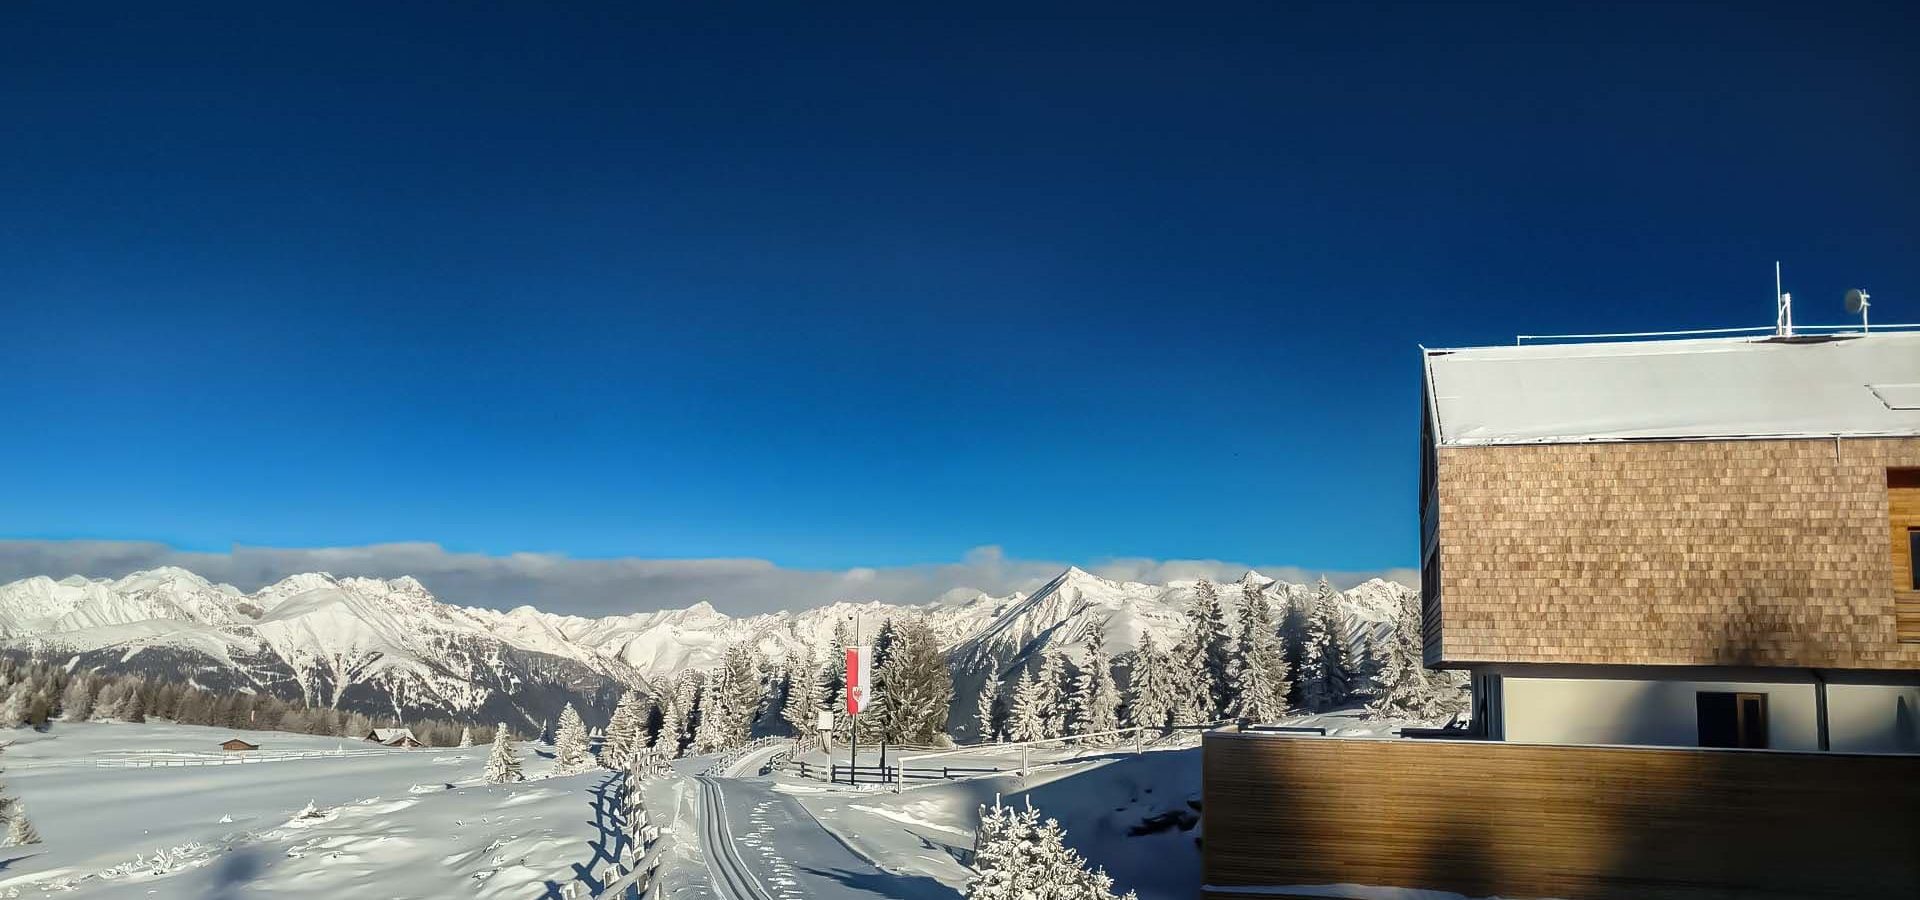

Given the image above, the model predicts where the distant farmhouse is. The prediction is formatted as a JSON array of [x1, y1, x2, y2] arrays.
[[367, 727, 423, 749], [1204, 330, 1920, 900], [220, 738, 259, 752]]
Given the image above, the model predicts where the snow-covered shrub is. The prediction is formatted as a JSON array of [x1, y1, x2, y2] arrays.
[[967, 798, 1136, 900]]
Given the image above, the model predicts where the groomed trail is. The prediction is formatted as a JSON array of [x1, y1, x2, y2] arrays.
[[692, 771, 958, 900]]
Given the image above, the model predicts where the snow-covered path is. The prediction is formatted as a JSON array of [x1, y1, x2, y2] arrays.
[[695, 775, 960, 900]]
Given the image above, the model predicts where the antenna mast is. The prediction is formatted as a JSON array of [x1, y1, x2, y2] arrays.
[[1775, 261, 1793, 337]]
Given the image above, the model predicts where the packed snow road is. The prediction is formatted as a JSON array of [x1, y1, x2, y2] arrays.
[[693, 774, 958, 900]]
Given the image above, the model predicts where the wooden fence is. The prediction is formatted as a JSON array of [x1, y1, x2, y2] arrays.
[[1202, 732, 1920, 900], [778, 759, 1001, 784]]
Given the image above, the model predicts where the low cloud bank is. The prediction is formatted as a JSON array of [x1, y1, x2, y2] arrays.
[[0, 540, 1416, 617]]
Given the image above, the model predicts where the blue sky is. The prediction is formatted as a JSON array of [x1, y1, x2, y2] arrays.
[[2, 2, 1916, 607]]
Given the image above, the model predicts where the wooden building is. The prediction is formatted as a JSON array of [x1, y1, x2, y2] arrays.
[[219, 738, 259, 752], [1420, 332, 1920, 751], [366, 727, 423, 748], [1200, 330, 1920, 900]]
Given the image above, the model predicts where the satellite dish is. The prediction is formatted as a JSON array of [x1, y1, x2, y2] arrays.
[[1845, 288, 1872, 332]]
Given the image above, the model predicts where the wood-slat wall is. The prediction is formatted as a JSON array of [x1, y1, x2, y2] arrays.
[[1202, 733, 1920, 900]]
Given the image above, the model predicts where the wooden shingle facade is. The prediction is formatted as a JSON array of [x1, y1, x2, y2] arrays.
[[1429, 437, 1920, 670]]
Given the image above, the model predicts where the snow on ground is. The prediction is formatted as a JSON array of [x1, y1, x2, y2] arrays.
[[776, 713, 1390, 900], [1, 722, 635, 899]]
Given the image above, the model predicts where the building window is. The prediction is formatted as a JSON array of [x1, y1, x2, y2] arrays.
[[1911, 528, 1920, 591], [1697, 692, 1768, 749]]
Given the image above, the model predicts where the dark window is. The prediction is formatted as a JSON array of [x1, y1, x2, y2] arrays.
[[1698, 692, 1768, 748], [1911, 528, 1919, 590]]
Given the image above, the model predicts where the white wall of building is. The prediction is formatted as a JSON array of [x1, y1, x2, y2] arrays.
[[1497, 674, 1821, 750], [1828, 683, 1920, 753]]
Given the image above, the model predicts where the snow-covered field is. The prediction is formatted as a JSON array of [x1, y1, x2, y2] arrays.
[[0, 715, 1389, 899], [1, 722, 632, 899]]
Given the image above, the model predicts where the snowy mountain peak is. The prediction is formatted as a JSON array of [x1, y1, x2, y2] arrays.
[[1237, 569, 1273, 586]]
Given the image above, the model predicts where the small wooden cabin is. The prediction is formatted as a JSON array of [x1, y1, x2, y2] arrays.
[[220, 738, 260, 752], [367, 727, 424, 749]]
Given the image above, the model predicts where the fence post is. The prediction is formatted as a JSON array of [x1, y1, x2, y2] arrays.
[[1135, 726, 1143, 756], [1021, 745, 1029, 777]]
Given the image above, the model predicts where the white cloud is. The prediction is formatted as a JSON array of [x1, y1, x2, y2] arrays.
[[0, 539, 1415, 617]]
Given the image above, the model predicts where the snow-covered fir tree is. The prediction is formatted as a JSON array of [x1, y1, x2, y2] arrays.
[[1228, 582, 1292, 722], [668, 670, 700, 757], [869, 618, 900, 736], [1069, 629, 1120, 739], [602, 689, 646, 767], [818, 618, 853, 721], [1367, 588, 1469, 723], [456, 726, 474, 748], [4, 805, 38, 846], [1033, 649, 1067, 739], [691, 670, 730, 754], [1299, 577, 1353, 712], [553, 703, 594, 773], [874, 617, 954, 745], [1007, 664, 1047, 742], [484, 724, 524, 784], [718, 642, 764, 747], [974, 672, 1002, 743], [966, 798, 1137, 900], [1175, 579, 1234, 722], [58, 676, 91, 722], [0, 740, 35, 848], [1124, 631, 1178, 734], [782, 653, 824, 745]]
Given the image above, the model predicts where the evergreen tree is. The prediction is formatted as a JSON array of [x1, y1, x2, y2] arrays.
[[966, 798, 1136, 900], [1300, 578, 1353, 712], [669, 670, 700, 756], [691, 669, 728, 753], [719, 643, 764, 747], [484, 724, 524, 783], [0, 739, 34, 847], [869, 617, 900, 737], [4, 806, 38, 846], [819, 618, 854, 721], [1033, 650, 1067, 739], [457, 726, 474, 748], [1228, 583, 1293, 722], [782, 653, 824, 746], [974, 673, 1002, 743], [1008, 664, 1047, 742], [602, 690, 645, 767], [1069, 629, 1120, 739], [1176, 579, 1233, 722], [553, 703, 593, 773], [59, 676, 92, 722], [1124, 632, 1178, 734], [873, 617, 954, 745], [1367, 588, 1470, 723]]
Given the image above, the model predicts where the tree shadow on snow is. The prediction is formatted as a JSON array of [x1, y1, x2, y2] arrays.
[[795, 864, 962, 900], [205, 846, 268, 900], [0, 854, 35, 871], [539, 773, 627, 900]]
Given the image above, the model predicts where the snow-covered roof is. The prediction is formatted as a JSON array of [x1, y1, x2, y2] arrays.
[[370, 728, 417, 742], [1422, 332, 1920, 447]]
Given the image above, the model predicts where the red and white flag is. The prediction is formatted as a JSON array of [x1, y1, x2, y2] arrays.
[[845, 645, 872, 716]]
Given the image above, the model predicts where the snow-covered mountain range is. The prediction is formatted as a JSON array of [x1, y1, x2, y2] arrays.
[[0, 565, 1413, 731]]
